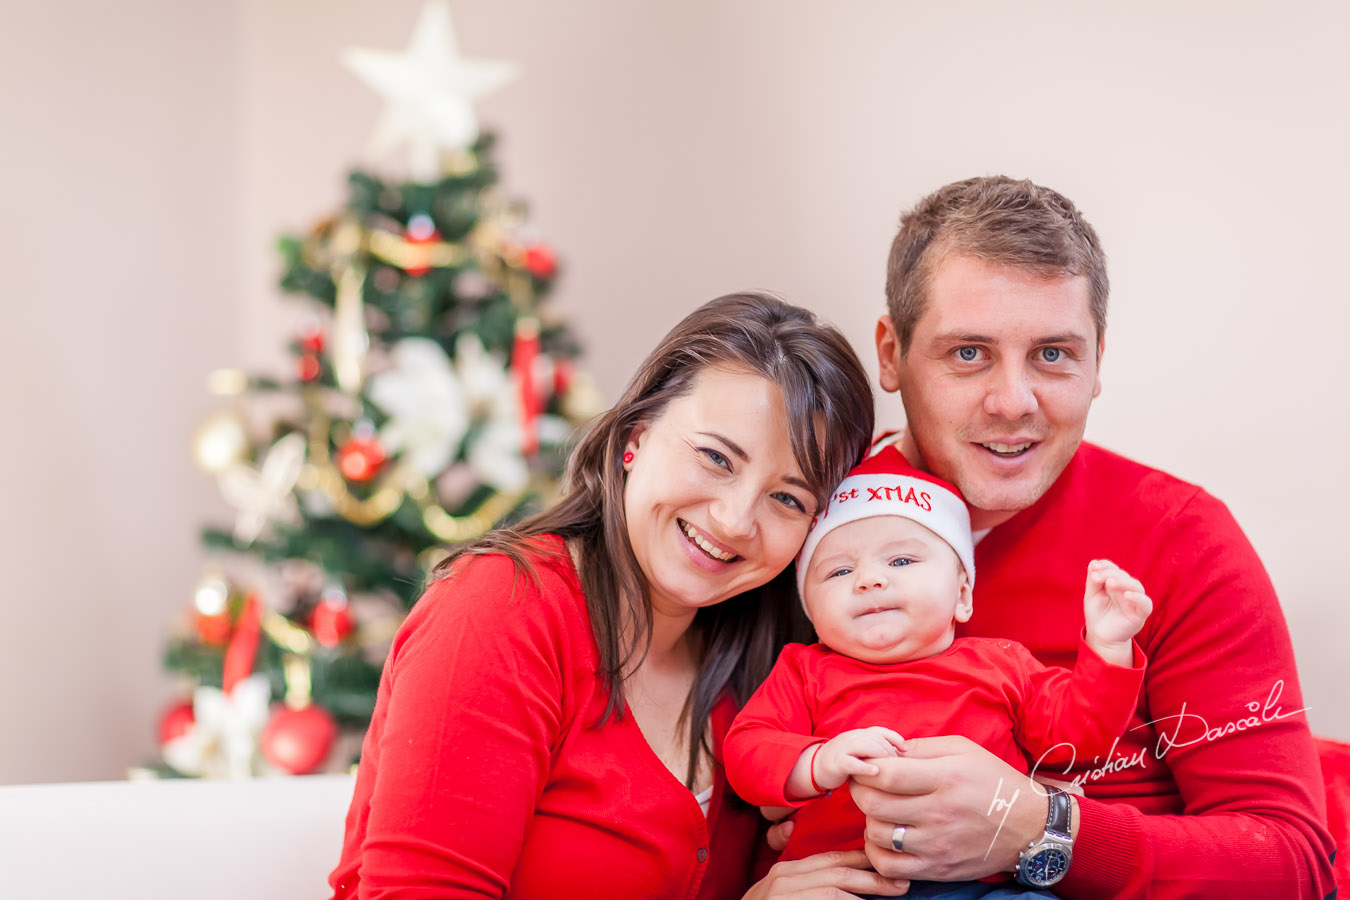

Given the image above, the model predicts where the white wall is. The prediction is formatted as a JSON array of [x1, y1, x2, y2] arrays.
[[2, 0, 1345, 783]]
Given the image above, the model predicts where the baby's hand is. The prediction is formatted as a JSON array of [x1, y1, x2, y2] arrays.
[[811, 726, 908, 792], [1083, 559, 1153, 663]]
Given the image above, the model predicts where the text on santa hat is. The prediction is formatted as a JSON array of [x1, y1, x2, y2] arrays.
[[823, 484, 933, 518]]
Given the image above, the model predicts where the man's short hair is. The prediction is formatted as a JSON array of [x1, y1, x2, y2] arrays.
[[885, 176, 1109, 355]]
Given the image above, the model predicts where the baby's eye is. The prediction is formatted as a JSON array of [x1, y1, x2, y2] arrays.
[[827, 567, 853, 579], [889, 557, 914, 567]]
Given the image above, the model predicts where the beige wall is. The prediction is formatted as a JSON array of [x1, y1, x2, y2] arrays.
[[2, 0, 1346, 784], [0, 1, 242, 782]]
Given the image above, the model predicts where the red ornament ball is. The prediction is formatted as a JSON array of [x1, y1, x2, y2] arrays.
[[158, 700, 196, 746], [298, 354, 321, 382], [261, 704, 338, 775], [299, 328, 325, 354], [194, 610, 232, 646], [553, 357, 573, 397], [337, 436, 386, 482], [404, 214, 441, 277], [310, 598, 355, 647], [524, 244, 557, 279]]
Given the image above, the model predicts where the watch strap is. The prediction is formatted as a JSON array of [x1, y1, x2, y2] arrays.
[[1045, 786, 1072, 839]]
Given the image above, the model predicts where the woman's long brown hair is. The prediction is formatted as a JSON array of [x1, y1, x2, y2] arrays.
[[434, 292, 875, 787]]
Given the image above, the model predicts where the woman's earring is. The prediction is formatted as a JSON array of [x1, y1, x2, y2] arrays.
[[622, 451, 635, 466]]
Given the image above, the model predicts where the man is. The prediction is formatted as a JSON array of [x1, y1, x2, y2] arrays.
[[851, 176, 1335, 898]]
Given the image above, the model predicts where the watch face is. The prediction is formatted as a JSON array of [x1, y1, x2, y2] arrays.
[[1023, 847, 1071, 885]]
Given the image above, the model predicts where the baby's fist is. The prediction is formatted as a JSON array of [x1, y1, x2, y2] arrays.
[[812, 727, 908, 791], [1084, 559, 1153, 653]]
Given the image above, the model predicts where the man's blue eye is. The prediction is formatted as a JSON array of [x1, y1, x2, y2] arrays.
[[1041, 347, 1063, 363], [958, 347, 979, 362], [890, 558, 913, 567]]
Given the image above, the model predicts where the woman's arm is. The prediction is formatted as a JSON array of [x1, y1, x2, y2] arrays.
[[331, 553, 572, 899]]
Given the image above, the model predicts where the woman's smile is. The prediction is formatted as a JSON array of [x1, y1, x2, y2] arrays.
[[678, 519, 741, 564]]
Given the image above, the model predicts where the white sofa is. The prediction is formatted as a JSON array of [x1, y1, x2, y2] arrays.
[[0, 774, 355, 900]]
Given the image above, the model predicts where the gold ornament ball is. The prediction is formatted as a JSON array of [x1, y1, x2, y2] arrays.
[[193, 567, 230, 616], [206, 368, 248, 396], [562, 372, 607, 423], [192, 411, 249, 474]]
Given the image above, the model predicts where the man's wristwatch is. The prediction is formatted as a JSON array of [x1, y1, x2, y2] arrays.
[[1014, 785, 1074, 887]]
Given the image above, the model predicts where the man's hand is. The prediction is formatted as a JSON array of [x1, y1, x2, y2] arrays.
[[1083, 559, 1152, 664], [848, 734, 1049, 881]]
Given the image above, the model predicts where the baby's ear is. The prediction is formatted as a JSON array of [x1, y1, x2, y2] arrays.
[[954, 572, 974, 623]]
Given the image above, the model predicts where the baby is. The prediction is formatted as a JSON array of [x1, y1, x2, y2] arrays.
[[724, 446, 1152, 896]]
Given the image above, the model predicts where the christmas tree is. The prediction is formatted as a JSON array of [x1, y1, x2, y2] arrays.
[[152, 3, 602, 779]]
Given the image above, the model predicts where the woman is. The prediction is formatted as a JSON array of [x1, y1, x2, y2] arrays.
[[328, 293, 907, 899]]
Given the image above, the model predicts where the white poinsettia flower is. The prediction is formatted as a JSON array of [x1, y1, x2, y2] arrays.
[[468, 388, 529, 493], [535, 413, 572, 448], [369, 338, 469, 477], [454, 332, 510, 415], [162, 674, 273, 779], [219, 433, 305, 546]]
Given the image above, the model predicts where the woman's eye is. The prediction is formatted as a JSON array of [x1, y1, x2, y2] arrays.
[[1040, 347, 1064, 363], [889, 557, 913, 567], [701, 448, 731, 469], [956, 346, 981, 362], [772, 491, 807, 513]]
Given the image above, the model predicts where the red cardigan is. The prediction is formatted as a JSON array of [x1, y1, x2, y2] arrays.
[[953, 441, 1336, 899], [327, 536, 766, 899], [724, 637, 1144, 860]]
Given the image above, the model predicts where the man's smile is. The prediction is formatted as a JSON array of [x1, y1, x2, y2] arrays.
[[976, 440, 1037, 459]]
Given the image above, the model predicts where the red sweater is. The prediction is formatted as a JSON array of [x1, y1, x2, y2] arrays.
[[955, 441, 1335, 898], [327, 535, 766, 900], [724, 637, 1144, 859]]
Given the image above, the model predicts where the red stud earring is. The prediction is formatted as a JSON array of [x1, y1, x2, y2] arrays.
[[622, 451, 634, 465]]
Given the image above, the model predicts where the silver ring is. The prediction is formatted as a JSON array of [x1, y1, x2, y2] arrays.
[[890, 824, 907, 853]]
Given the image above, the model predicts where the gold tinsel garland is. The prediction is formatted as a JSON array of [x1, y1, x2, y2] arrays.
[[284, 193, 548, 542], [294, 391, 537, 542], [195, 184, 577, 545]]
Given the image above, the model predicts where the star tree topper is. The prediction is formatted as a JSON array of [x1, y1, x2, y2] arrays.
[[342, 1, 518, 180]]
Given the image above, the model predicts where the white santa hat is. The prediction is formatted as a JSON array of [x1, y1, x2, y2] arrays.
[[795, 444, 975, 611]]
